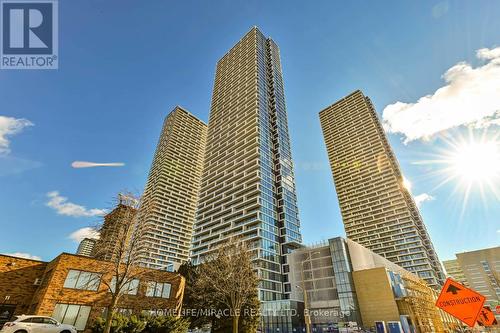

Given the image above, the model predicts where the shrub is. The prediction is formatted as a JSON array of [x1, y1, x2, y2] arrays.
[[90, 313, 129, 333], [91, 313, 188, 333], [143, 315, 190, 333], [125, 315, 147, 333]]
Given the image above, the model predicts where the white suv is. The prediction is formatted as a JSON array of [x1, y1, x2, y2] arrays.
[[0, 316, 77, 333]]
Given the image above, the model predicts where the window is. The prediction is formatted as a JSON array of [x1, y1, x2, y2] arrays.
[[21, 318, 39, 323], [43, 318, 58, 325], [19, 317, 57, 324], [145, 282, 155, 297], [21, 317, 57, 325], [418, 271, 432, 278], [110, 277, 139, 295], [63, 270, 79, 288], [146, 282, 171, 298], [63, 270, 101, 291], [53, 304, 91, 331]]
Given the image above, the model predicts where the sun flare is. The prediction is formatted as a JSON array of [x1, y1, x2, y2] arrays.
[[450, 141, 500, 184], [412, 128, 500, 214]]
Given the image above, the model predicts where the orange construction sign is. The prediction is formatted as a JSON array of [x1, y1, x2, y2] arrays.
[[477, 306, 498, 326], [436, 278, 486, 327]]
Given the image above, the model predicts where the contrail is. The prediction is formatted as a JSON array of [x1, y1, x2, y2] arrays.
[[71, 161, 125, 168]]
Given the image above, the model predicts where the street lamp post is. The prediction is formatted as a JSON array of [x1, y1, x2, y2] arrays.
[[296, 283, 310, 333], [297, 250, 320, 333]]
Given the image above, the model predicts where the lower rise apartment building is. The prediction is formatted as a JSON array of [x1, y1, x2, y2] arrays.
[[75, 238, 96, 257], [442, 259, 469, 287], [0, 253, 185, 331], [444, 246, 500, 322]]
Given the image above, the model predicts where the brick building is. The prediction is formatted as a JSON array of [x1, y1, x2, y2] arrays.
[[0, 255, 47, 319], [0, 253, 185, 331]]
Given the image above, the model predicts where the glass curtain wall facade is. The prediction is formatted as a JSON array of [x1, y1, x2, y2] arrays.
[[287, 238, 362, 330], [261, 300, 305, 333], [329, 237, 361, 324], [191, 27, 302, 302]]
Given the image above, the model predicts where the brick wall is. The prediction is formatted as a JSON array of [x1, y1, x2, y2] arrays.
[[34, 254, 184, 316], [0, 255, 47, 315], [1, 253, 185, 331]]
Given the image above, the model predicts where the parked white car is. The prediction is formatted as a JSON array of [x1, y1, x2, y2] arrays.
[[0, 316, 77, 333]]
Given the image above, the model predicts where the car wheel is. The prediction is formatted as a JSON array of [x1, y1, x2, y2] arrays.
[[60, 330, 71, 333], [14, 330, 28, 333]]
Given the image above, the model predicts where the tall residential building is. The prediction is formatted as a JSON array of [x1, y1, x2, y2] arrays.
[[93, 194, 138, 261], [76, 238, 96, 257], [319, 90, 444, 288], [191, 27, 302, 302], [138, 106, 207, 270], [442, 259, 469, 287], [454, 247, 500, 314]]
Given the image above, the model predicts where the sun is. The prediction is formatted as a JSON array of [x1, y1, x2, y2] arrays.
[[441, 130, 500, 205], [412, 128, 500, 214], [450, 140, 500, 184]]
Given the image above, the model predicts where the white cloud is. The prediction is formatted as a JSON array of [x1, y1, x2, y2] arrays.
[[402, 177, 435, 208], [71, 161, 125, 168], [382, 47, 500, 143], [414, 193, 435, 208], [69, 227, 100, 243], [46, 191, 106, 217], [432, 1, 449, 19], [471, 110, 500, 128], [0, 155, 42, 176], [0, 116, 33, 155], [2, 252, 41, 260], [477, 47, 500, 60]]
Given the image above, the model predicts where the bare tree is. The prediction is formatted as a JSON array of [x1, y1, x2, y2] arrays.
[[190, 238, 259, 333], [90, 192, 152, 333]]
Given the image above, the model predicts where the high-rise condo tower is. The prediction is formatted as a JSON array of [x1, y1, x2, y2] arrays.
[[138, 106, 207, 270], [191, 27, 302, 301], [319, 90, 444, 287]]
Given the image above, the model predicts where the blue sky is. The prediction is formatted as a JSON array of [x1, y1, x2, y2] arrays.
[[1, 0, 499, 262]]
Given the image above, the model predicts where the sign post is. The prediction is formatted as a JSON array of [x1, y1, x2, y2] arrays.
[[477, 306, 498, 326], [435, 278, 486, 327]]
